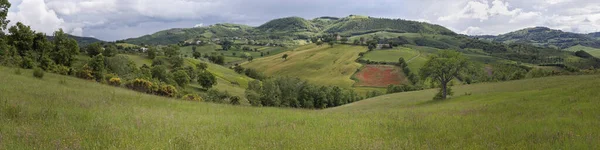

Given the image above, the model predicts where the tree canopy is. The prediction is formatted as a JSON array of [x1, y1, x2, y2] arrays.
[[420, 50, 471, 100]]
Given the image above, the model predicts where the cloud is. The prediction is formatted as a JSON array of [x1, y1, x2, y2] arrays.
[[7, 0, 66, 34], [7, 0, 600, 40], [194, 23, 204, 28]]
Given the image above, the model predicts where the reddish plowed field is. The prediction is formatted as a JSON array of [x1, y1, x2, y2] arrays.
[[354, 65, 407, 87]]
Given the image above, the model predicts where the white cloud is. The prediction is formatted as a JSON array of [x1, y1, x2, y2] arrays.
[[194, 23, 204, 28], [7, 0, 67, 34], [462, 26, 484, 35], [70, 27, 83, 36]]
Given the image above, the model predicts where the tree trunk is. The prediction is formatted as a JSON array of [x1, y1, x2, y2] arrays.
[[441, 81, 448, 100]]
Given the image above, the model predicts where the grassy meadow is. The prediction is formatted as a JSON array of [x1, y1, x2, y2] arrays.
[[566, 45, 600, 58], [1, 67, 599, 149], [243, 44, 367, 88]]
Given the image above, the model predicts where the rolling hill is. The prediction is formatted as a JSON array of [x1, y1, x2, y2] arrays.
[[122, 15, 458, 46], [47, 34, 104, 46], [2, 66, 599, 149], [473, 27, 600, 49]]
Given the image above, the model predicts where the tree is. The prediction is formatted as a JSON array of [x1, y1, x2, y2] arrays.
[[328, 41, 335, 47], [51, 29, 79, 67], [105, 55, 138, 79], [163, 44, 180, 57], [221, 40, 233, 51], [196, 62, 208, 70], [103, 44, 117, 57], [88, 54, 106, 81], [147, 47, 157, 59], [86, 42, 103, 57], [192, 46, 197, 52], [310, 37, 319, 44], [234, 65, 244, 74], [197, 71, 217, 89], [420, 50, 471, 100], [173, 70, 191, 87], [192, 51, 201, 59], [0, 0, 10, 32], [8, 22, 35, 59], [367, 40, 377, 51], [282, 54, 289, 60], [169, 56, 184, 68], [151, 65, 171, 83]]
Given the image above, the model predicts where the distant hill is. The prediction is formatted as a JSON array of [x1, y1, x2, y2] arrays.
[[257, 17, 319, 33], [122, 15, 457, 45], [47, 34, 104, 46], [123, 23, 253, 45], [474, 27, 600, 49]]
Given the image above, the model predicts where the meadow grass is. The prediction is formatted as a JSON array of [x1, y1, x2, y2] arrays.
[[1, 67, 599, 149], [565, 45, 600, 58], [243, 44, 367, 88]]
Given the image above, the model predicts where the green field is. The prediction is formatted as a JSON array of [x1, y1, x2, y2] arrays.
[[361, 46, 429, 75], [565, 45, 600, 58], [243, 44, 367, 88], [1, 67, 599, 149]]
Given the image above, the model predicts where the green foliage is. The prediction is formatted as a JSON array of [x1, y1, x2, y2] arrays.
[[163, 45, 180, 57], [414, 38, 450, 49], [230, 96, 241, 105], [151, 65, 173, 84], [197, 71, 217, 89], [487, 27, 600, 49], [173, 70, 191, 87], [86, 42, 103, 57], [147, 47, 157, 59], [245, 77, 362, 109], [105, 55, 138, 79], [282, 54, 288, 60], [125, 78, 154, 93], [32, 68, 44, 79], [420, 50, 471, 100], [88, 54, 106, 82], [208, 55, 225, 65], [0, 0, 10, 31], [386, 84, 423, 94], [220, 40, 233, 51], [8, 22, 35, 57], [205, 89, 231, 103], [51, 29, 80, 67], [233, 65, 244, 74], [575, 50, 594, 58], [103, 44, 118, 57]]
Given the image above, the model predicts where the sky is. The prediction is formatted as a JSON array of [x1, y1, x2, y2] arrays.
[[6, 0, 600, 41]]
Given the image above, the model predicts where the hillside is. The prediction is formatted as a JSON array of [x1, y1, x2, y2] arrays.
[[1, 66, 599, 149], [123, 23, 253, 45], [257, 17, 319, 33], [323, 16, 456, 36], [242, 44, 365, 88], [47, 34, 104, 46], [122, 15, 457, 45], [474, 27, 600, 49]]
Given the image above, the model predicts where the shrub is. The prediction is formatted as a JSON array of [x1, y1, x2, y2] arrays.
[[53, 65, 70, 75], [230, 96, 241, 105], [33, 68, 44, 79], [156, 84, 178, 97], [109, 77, 122, 86], [182, 94, 203, 102], [125, 79, 154, 93], [76, 64, 94, 80]]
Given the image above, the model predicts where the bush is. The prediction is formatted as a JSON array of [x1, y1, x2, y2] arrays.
[[230, 96, 241, 105], [182, 94, 203, 102], [156, 84, 178, 97], [76, 64, 94, 80], [125, 79, 154, 93], [33, 68, 44, 79], [108, 77, 122, 86], [53, 65, 70, 75]]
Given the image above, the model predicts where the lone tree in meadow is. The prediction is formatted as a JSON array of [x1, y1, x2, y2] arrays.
[[282, 54, 289, 60], [420, 50, 471, 100]]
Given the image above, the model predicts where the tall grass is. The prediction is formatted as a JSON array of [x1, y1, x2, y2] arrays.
[[1, 67, 599, 149]]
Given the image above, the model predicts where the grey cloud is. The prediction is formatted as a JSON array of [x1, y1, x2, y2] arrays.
[[7, 0, 600, 41]]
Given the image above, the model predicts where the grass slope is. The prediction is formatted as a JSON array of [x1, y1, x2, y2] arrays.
[[1, 67, 599, 149], [243, 44, 367, 88], [565, 45, 600, 58]]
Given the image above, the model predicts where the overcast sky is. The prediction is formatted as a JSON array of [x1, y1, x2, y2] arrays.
[[7, 0, 600, 41]]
